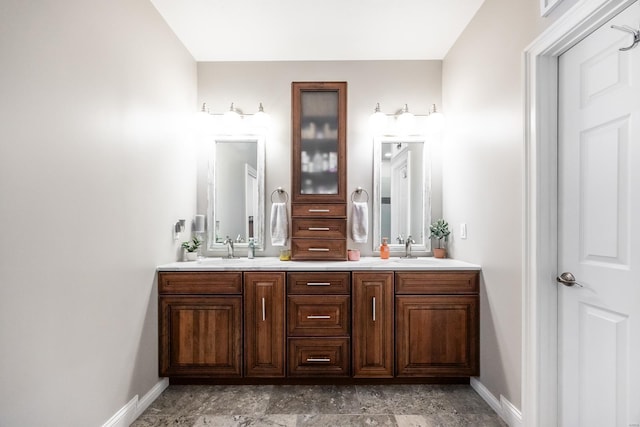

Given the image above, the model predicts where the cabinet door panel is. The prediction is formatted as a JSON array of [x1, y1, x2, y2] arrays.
[[395, 296, 479, 377], [244, 272, 286, 377], [292, 82, 347, 204], [159, 296, 242, 377], [353, 272, 394, 378]]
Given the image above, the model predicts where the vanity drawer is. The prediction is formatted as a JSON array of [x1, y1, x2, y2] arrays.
[[287, 272, 351, 294], [159, 272, 243, 295], [288, 295, 350, 336], [292, 203, 347, 218], [395, 271, 479, 295], [288, 338, 350, 377], [291, 239, 347, 261], [291, 218, 346, 239]]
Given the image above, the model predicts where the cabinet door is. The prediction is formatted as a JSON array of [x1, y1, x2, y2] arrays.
[[395, 295, 479, 377], [159, 296, 242, 377], [352, 272, 394, 378], [244, 272, 286, 377], [291, 81, 347, 203]]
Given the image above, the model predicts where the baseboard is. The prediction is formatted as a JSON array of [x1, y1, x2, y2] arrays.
[[470, 377, 522, 427], [102, 378, 169, 427], [134, 378, 169, 420]]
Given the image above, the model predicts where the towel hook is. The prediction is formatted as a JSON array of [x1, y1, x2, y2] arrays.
[[270, 187, 289, 203], [351, 187, 369, 203], [611, 24, 640, 51]]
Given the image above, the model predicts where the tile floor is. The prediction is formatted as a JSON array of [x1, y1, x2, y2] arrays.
[[131, 384, 507, 426]]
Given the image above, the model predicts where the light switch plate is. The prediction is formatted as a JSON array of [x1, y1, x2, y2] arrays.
[[460, 223, 467, 239]]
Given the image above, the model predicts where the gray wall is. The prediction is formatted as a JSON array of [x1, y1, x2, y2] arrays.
[[442, 0, 579, 410], [197, 60, 442, 256], [0, 1, 197, 425]]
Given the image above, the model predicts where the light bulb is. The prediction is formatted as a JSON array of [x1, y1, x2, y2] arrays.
[[396, 104, 416, 135], [253, 102, 271, 130], [427, 104, 445, 133], [368, 103, 387, 135], [223, 102, 241, 132]]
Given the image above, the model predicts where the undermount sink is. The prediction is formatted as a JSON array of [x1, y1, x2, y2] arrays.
[[390, 257, 440, 264], [196, 257, 275, 265]]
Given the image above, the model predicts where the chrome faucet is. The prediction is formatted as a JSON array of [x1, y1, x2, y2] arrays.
[[404, 235, 416, 258], [223, 235, 235, 258]]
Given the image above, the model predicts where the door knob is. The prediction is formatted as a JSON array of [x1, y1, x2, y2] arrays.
[[556, 272, 583, 287]]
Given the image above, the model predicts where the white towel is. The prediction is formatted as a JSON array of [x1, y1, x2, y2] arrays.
[[351, 201, 368, 243], [270, 203, 289, 246]]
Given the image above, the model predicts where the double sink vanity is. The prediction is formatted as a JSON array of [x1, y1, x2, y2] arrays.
[[157, 257, 480, 383], [161, 82, 480, 384]]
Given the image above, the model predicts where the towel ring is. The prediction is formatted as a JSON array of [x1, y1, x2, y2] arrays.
[[270, 187, 289, 203], [351, 187, 369, 203]]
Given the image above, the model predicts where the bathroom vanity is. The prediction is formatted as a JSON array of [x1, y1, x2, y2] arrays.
[[157, 258, 480, 383]]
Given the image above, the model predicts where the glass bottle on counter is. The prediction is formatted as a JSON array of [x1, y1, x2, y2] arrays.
[[380, 237, 390, 259]]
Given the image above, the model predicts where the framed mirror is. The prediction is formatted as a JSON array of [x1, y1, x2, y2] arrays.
[[207, 135, 265, 251], [373, 135, 431, 254]]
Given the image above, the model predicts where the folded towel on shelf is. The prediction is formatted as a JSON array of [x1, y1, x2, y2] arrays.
[[351, 201, 369, 243], [270, 202, 289, 247]]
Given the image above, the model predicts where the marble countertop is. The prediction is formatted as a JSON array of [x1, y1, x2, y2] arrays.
[[157, 256, 481, 272]]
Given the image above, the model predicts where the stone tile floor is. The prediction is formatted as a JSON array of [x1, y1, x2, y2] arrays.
[[131, 384, 507, 426]]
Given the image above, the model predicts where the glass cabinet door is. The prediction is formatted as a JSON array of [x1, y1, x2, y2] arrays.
[[292, 82, 347, 203]]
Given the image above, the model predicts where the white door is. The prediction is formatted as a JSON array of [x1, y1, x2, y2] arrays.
[[558, 3, 640, 426]]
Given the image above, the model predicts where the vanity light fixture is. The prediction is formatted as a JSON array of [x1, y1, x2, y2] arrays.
[[368, 102, 444, 136], [198, 102, 271, 133]]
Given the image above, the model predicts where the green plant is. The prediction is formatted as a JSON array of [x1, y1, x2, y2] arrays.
[[429, 219, 451, 248], [181, 236, 202, 253]]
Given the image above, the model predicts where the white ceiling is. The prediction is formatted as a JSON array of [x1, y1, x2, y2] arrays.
[[149, 0, 485, 61]]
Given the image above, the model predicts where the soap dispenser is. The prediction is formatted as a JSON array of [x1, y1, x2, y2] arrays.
[[248, 237, 255, 259], [380, 237, 390, 259]]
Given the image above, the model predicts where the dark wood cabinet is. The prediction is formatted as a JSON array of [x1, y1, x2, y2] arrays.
[[291, 82, 348, 260], [244, 272, 286, 378], [395, 272, 479, 377], [352, 272, 394, 378], [159, 271, 243, 378], [158, 268, 479, 382]]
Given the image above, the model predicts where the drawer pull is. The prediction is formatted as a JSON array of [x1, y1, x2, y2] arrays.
[[306, 357, 331, 362], [308, 227, 330, 231], [306, 282, 331, 286], [307, 315, 331, 319], [308, 248, 330, 252], [372, 296, 376, 322], [262, 297, 266, 321], [308, 209, 330, 213]]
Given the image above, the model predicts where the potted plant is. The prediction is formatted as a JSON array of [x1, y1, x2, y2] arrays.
[[429, 219, 450, 258], [181, 236, 202, 261]]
